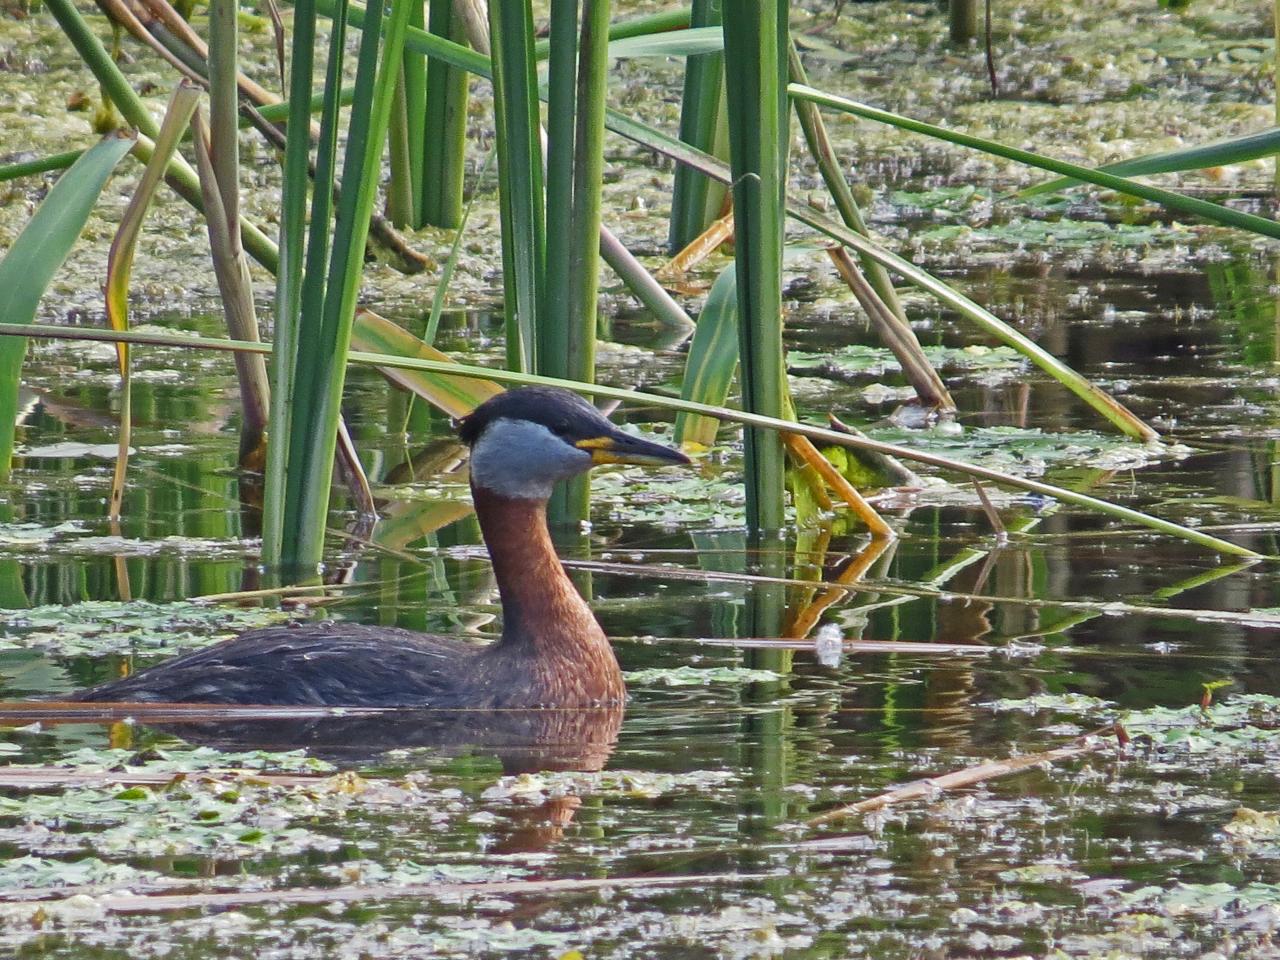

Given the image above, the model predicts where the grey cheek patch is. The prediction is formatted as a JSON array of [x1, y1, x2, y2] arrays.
[[469, 418, 594, 500]]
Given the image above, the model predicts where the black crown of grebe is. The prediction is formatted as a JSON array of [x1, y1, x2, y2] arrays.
[[77, 387, 689, 708]]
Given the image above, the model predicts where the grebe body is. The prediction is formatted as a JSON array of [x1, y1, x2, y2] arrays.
[[77, 387, 688, 708]]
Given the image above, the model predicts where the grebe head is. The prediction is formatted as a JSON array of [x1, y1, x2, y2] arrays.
[[459, 387, 689, 500]]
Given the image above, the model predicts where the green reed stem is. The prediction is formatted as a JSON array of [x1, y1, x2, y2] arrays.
[[488, 0, 544, 373], [262, 0, 317, 566], [542, 0, 578, 382], [0, 150, 84, 182], [721, 1, 790, 533], [567, 0, 610, 386], [420, 0, 469, 228], [669, 0, 723, 253]]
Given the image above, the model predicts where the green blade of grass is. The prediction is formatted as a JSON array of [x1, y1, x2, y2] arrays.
[[0, 133, 134, 480]]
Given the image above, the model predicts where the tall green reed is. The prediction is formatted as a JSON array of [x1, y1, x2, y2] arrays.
[[419, 0, 470, 227], [668, 0, 725, 254], [488, 0, 544, 373], [722, 2, 791, 533], [263, 0, 412, 574]]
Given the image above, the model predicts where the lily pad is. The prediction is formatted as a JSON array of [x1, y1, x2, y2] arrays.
[[480, 768, 737, 803], [0, 855, 169, 892], [869, 424, 1183, 477], [788, 343, 1030, 382], [0, 600, 295, 657]]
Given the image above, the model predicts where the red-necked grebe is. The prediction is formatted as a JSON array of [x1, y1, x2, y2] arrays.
[[77, 387, 689, 707]]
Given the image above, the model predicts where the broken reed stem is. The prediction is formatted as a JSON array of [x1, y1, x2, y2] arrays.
[[972, 480, 1006, 539], [826, 246, 953, 410], [805, 726, 1121, 827], [784, 433, 895, 539], [658, 209, 735, 278]]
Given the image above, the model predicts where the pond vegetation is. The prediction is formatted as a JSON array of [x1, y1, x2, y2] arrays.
[[1, 0, 1280, 955]]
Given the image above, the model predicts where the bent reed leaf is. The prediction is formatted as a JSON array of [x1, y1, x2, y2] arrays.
[[675, 265, 739, 449], [105, 83, 200, 528], [0, 133, 134, 480]]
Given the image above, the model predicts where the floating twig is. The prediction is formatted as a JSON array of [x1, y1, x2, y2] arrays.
[[972, 479, 1007, 541], [805, 727, 1120, 827], [665, 638, 1007, 655]]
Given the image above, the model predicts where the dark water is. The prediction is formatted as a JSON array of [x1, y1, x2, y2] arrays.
[[2, 240, 1280, 957]]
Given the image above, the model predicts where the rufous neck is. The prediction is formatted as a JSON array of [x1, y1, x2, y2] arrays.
[[471, 485, 602, 654]]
